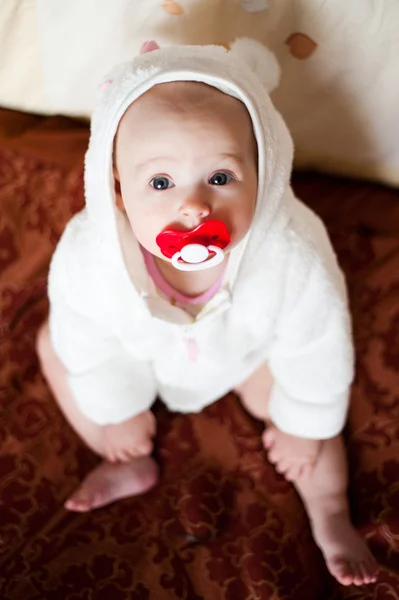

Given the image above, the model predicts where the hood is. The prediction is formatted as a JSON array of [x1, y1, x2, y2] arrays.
[[84, 40, 295, 315]]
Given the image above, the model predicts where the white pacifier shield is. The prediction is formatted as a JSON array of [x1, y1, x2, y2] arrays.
[[180, 243, 209, 264], [171, 245, 225, 271]]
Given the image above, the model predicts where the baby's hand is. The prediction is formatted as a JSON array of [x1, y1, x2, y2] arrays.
[[103, 410, 156, 463], [263, 425, 321, 481]]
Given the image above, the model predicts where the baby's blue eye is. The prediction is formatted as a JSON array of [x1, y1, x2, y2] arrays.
[[150, 176, 174, 190], [209, 172, 233, 186]]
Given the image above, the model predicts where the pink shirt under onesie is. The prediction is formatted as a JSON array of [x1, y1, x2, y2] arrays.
[[141, 246, 227, 363], [141, 245, 225, 315]]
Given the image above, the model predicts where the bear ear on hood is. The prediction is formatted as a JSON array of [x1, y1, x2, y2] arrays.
[[229, 37, 281, 94]]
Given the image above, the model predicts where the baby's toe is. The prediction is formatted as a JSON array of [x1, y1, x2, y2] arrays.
[[361, 557, 379, 583], [274, 460, 289, 475], [327, 558, 355, 586], [352, 561, 366, 586], [262, 427, 276, 449], [64, 488, 92, 512]]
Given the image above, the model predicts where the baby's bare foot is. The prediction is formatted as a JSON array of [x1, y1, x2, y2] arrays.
[[104, 410, 156, 463], [262, 426, 321, 481], [64, 456, 159, 512], [311, 510, 378, 586]]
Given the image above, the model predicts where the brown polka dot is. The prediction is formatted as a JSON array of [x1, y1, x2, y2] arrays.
[[241, 0, 269, 12], [285, 33, 318, 59], [162, 0, 184, 15]]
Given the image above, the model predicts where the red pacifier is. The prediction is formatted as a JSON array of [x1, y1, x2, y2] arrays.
[[156, 220, 231, 272]]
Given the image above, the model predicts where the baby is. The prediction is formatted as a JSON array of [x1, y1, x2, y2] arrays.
[[37, 40, 378, 586]]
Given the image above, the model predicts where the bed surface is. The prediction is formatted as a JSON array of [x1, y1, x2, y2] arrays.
[[1, 108, 399, 599]]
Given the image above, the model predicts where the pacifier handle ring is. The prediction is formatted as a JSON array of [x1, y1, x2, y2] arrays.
[[171, 245, 225, 272]]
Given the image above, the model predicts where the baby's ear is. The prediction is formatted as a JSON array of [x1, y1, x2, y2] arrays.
[[113, 163, 120, 182], [229, 37, 281, 93], [112, 164, 124, 210]]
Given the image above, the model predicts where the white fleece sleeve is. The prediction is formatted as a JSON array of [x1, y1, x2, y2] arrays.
[[47, 221, 157, 426], [48, 300, 157, 425], [268, 253, 354, 440]]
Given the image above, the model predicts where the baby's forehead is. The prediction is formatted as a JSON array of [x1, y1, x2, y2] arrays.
[[122, 81, 245, 120], [114, 80, 257, 160]]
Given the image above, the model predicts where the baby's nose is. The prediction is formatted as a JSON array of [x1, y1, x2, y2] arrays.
[[180, 198, 210, 219]]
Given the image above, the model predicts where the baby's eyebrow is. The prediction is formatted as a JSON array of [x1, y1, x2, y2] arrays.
[[134, 152, 245, 173], [219, 153, 245, 163], [135, 156, 179, 171], [215, 153, 249, 170], [216, 153, 247, 171]]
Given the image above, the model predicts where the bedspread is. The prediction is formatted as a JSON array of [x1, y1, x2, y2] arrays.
[[1, 108, 399, 599]]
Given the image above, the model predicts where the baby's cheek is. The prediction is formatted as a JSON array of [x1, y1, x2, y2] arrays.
[[237, 204, 255, 238], [132, 212, 162, 251]]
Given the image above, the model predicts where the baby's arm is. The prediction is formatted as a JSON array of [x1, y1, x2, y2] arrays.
[[48, 300, 157, 461], [49, 300, 156, 420], [47, 223, 157, 461], [266, 220, 354, 475]]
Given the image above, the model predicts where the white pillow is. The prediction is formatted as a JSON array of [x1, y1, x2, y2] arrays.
[[1, 0, 399, 186], [0, 1, 45, 112], [272, 0, 399, 186]]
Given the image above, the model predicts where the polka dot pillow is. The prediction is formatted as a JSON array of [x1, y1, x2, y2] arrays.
[[1, 0, 398, 186]]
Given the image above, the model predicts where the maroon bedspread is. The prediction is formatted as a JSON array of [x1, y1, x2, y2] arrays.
[[1, 108, 399, 599]]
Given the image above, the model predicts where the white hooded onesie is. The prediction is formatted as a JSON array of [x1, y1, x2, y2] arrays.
[[48, 43, 354, 439]]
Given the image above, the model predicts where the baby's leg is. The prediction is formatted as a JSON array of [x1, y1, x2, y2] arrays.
[[235, 365, 378, 586], [36, 322, 158, 511], [235, 362, 273, 420], [295, 436, 378, 586]]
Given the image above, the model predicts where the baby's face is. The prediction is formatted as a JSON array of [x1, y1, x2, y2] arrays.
[[113, 82, 258, 260]]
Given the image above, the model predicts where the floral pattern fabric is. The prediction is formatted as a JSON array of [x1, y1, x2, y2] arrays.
[[1, 108, 399, 599]]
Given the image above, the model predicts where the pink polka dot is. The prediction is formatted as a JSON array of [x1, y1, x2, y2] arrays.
[[99, 79, 113, 92], [140, 41, 160, 54]]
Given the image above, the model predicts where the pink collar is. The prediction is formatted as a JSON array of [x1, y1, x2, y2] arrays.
[[141, 246, 224, 305]]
